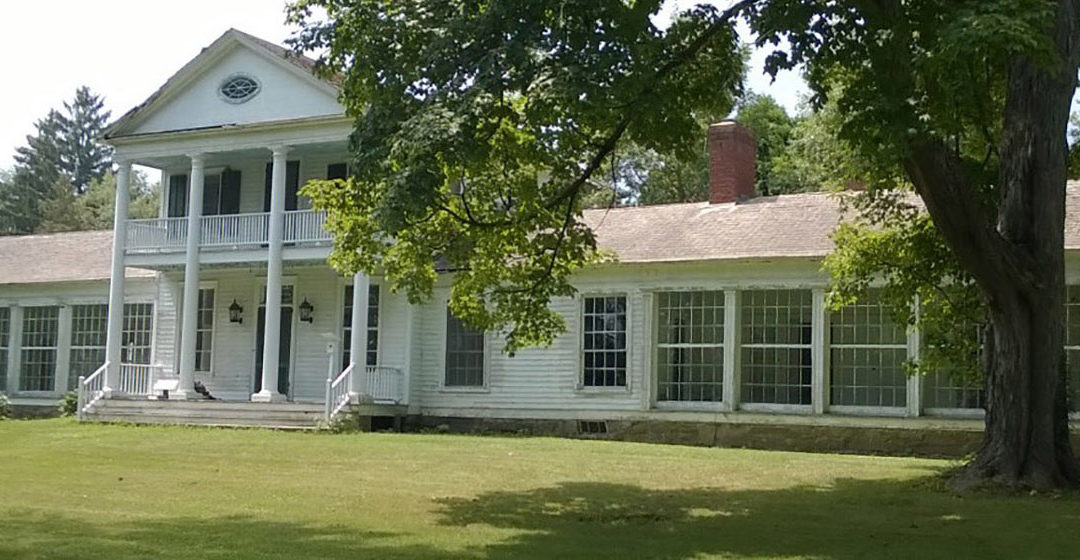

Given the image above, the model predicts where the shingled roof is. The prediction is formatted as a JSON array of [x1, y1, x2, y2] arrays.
[[0, 231, 153, 286], [586, 180, 1080, 264]]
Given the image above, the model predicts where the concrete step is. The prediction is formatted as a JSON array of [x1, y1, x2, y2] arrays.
[[84, 399, 326, 429]]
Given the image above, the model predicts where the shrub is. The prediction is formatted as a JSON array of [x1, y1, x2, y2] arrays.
[[58, 391, 79, 417], [0, 392, 11, 420]]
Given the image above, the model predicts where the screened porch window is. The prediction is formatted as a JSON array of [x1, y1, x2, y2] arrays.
[[0, 307, 9, 392], [444, 310, 485, 387], [740, 289, 813, 405], [20, 306, 60, 392], [341, 284, 380, 370], [123, 303, 155, 365], [195, 289, 215, 372], [1066, 285, 1080, 412], [656, 291, 724, 402], [923, 368, 985, 410], [829, 291, 908, 408], [582, 295, 627, 388], [69, 304, 108, 391]]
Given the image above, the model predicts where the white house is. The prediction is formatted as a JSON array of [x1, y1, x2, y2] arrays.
[[3, 30, 1078, 451]]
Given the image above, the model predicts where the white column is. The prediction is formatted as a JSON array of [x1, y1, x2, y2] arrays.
[[811, 288, 828, 415], [175, 154, 205, 400], [254, 146, 289, 402], [103, 160, 131, 394], [348, 272, 370, 396], [722, 290, 739, 412], [402, 301, 415, 408]]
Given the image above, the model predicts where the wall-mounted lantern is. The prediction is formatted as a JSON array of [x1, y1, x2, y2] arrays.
[[229, 299, 244, 324], [299, 298, 314, 323]]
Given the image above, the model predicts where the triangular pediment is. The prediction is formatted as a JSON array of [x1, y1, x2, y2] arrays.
[[106, 29, 344, 138]]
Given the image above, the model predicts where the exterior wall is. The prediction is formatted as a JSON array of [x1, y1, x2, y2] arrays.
[[410, 259, 827, 417], [157, 265, 408, 403], [0, 277, 158, 398], [131, 44, 342, 136]]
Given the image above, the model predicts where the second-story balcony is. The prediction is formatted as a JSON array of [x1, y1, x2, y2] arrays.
[[125, 209, 331, 255]]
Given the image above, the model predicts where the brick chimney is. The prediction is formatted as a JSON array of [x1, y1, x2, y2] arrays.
[[707, 120, 757, 204]]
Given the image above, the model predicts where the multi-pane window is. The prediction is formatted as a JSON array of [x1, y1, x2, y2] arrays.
[[829, 292, 908, 408], [123, 303, 155, 365], [195, 289, 215, 372], [69, 304, 108, 391], [444, 310, 485, 387], [582, 296, 627, 388], [341, 284, 380, 370], [656, 291, 724, 402], [1066, 286, 1080, 412], [740, 289, 813, 405], [20, 306, 59, 392], [0, 307, 9, 392], [923, 369, 985, 410]]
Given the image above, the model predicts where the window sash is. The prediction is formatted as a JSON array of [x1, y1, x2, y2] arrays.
[[444, 310, 485, 387], [195, 289, 214, 372], [123, 303, 154, 365], [829, 292, 908, 408], [739, 289, 813, 405], [20, 306, 59, 392], [0, 307, 9, 393], [69, 304, 108, 391], [582, 295, 627, 388], [655, 291, 724, 402], [342, 284, 380, 370]]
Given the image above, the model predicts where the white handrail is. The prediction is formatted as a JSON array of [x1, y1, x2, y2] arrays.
[[126, 218, 188, 252], [284, 209, 330, 244], [325, 363, 354, 422], [118, 363, 157, 396], [77, 362, 108, 421], [201, 212, 270, 247], [363, 366, 405, 404]]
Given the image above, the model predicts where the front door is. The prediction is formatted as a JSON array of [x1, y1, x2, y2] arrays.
[[254, 306, 293, 396]]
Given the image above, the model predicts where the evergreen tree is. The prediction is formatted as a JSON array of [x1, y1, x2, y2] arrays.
[[1, 87, 113, 234]]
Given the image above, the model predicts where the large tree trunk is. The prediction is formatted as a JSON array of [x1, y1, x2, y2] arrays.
[[905, 0, 1080, 490]]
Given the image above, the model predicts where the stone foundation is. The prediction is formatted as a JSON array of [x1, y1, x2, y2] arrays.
[[408, 415, 1080, 459]]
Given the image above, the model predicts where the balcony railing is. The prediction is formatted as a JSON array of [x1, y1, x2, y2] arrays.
[[126, 210, 331, 254]]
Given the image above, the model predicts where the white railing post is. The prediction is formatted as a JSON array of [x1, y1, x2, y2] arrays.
[[77, 375, 86, 421]]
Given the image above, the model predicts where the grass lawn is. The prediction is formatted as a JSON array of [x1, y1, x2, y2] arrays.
[[1, 420, 1078, 559]]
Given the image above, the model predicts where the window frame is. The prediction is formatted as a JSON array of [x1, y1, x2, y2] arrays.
[[0, 306, 9, 393], [578, 293, 631, 392], [653, 290, 726, 405], [18, 305, 61, 394], [194, 283, 217, 374], [737, 288, 815, 412], [68, 303, 109, 392], [341, 281, 381, 371], [827, 291, 910, 415], [440, 305, 488, 391]]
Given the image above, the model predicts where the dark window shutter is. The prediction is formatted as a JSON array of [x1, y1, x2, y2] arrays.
[[327, 163, 347, 181], [167, 174, 188, 217], [263, 162, 272, 212], [286, 161, 300, 211], [264, 161, 301, 211], [220, 169, 242, 215]]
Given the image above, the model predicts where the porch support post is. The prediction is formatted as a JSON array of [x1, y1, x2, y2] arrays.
[[253, 145, 289, 402], [175, 153, 205, 400], [348, 272, 370, 397], [103, 159, 131, 394]]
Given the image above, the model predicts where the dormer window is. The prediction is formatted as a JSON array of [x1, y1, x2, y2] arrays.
[[219, 74, 260, 103]]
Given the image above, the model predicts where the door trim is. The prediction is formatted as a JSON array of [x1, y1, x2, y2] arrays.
[[251, 279, 298, 399]]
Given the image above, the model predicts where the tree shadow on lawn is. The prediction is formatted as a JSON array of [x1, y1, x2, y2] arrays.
[[0, 513, 463, 560], [434, 474, 1080, 560], [3, 472, 1078, 560]]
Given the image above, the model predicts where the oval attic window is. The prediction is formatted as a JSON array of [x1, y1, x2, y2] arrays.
[[219, 74, 261, 103]]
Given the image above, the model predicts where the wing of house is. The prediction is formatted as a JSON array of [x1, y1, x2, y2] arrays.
[[2, 29, 1077, 453]]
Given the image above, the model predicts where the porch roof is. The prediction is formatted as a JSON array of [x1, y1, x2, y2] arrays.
[[0, 231, 154, 285]]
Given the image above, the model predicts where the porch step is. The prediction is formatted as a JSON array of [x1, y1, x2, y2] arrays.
[[82, 398, 326, 430]]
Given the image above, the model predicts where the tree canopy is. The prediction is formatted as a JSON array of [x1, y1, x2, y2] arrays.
[[0, 87, 115, 235], [291, 0, 1080, 487]]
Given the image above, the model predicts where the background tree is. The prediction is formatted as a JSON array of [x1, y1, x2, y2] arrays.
[[290, 0, 1080, 488], [734, 93, 798, 195], [0, 87, 113, 235], [38, 171, 159, 233]]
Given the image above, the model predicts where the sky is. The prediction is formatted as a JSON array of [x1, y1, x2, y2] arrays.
[[3, 1, 1076, 171], [0, 0, 814, 171]]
